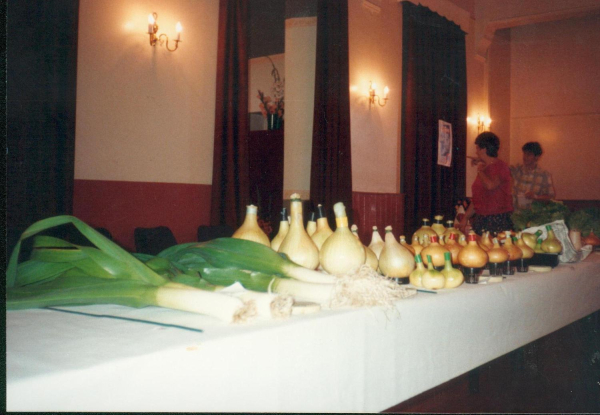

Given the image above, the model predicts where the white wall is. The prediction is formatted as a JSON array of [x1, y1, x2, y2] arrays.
[[348, 0, 403, 194], [75, 0, 219, 185]]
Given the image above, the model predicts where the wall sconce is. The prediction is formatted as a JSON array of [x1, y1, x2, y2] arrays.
[[467, 114, 492, 133], [369, 81, 389, 107], [148, 12, 182, 52]]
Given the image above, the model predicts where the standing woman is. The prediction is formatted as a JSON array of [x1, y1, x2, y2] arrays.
[[458, 132, 513, 235]]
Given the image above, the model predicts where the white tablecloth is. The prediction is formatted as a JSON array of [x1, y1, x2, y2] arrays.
[[7, 252, 600, 412]]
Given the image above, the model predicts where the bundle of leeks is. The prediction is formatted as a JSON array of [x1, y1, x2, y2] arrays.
[[155, 238, 416, 308], [6, 216, 267, 323]]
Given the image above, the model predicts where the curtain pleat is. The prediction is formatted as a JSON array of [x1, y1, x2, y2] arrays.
[[210, 0, 250, 228], [401, 2, 467, 236], [7, 1, 79, 252], [309, 0, 353, 223]]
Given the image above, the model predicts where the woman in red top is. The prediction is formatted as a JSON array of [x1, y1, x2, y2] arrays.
[[458, 132, 513, 235]]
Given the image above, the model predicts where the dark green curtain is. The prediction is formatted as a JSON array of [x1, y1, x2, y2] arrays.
[[401, 2, 467, 236], [210, 0, 250, 228], [309, 0, 353, 224], [7, 1, 79, 252]]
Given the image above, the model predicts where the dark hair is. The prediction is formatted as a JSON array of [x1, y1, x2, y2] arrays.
[[522, 141, 543, 157], [475, 132, 500, 158]]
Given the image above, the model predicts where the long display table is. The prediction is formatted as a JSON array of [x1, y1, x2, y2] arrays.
[[7, 252, 600, 412]]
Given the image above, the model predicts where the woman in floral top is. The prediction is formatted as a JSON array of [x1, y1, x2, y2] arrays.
[[510, 142, 556, 210]]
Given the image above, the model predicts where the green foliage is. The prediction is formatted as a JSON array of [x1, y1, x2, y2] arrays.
[[511, 200, 570, 231]]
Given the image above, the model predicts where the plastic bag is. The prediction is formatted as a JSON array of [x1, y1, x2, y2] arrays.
[[524, 220, 593, 263]]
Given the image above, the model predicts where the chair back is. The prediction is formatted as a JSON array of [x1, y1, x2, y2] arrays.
[[197, 224, 234, 242], [134, 226, 177, 255]]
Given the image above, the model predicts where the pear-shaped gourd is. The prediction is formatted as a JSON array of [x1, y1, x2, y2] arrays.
[[319, 202, 365, 275], [311, 204, 334, 250], [400, 235, 416, 255], [411, 234, 424, 256], [422, 255, 446, 290], [379, 226, 415, 278], [270, 208, 289, 251], [409, 254, 426, 287], [306, 211, 317, 237], [414, 219, 438, 244], [541, 225, 562, 253], [431, 215, 446, 236], [444, 232, 462, 264], [351, 225, 379, 271], [502, 231, 523, 260], [516, 232, 535, 259], [442, 252, 464, 288], [487, 237, 509, 263], [457, 232, 488, 268], [421, 235, 449, 267], [368, 226, 385, 259], [278, 194, 320, 269], [232, 205, 270, 247]]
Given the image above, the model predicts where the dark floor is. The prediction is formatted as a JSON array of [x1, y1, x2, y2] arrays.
[[384, 311, 600, 413]]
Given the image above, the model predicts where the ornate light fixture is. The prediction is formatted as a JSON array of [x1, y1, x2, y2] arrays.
[[148, 12, 182, 52], [369, 81, 389, 108]]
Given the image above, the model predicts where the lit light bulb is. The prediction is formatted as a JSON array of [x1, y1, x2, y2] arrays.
[[176, 22, 182, 41]]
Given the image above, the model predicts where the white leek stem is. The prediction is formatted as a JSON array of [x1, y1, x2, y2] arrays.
[[155, 287, 256, 324], [273, 278, 335, 304], [233, 291, 293, 319], [285, 265, 337, 284]]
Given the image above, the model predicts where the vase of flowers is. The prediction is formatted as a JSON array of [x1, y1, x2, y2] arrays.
[[258, 90, 284, 130]]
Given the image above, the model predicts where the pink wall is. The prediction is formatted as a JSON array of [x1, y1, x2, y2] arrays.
[[488, 28, 511, 162], [509, 13, 600, 200]]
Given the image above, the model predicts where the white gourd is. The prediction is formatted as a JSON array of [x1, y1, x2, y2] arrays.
[[378, 226, 415, 278]]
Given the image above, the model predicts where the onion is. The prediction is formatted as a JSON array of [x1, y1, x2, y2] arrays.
[[306, 211, 317, 237], [351, 225, 379, 271], [411, 234, 424, 256], [311, 204, 334, 250], [421, 235, 449, 267], [278, 194, 320, 269], [502, 231, 523, 260], [582, 229, 600, 246], [421, 255, 445, 290], [521, 230, 542, 249], [319, 202, 366, 275], [409, 254, 426, 287], [368, 226, 385, 259], [431, 215, 446, 236], [232, 205, 271, 247], [516, 232, 534, 259], [541, 225, 562, 253], [414, 218, 438, 244], [379, 226, 415, 278], [487, 238, 509, 263], [270, 208, 289, 252], [400, 235, 416, 255], [441, 252, 464, 288], [457, 232, 488, 268], [444, 232, 462, 264]]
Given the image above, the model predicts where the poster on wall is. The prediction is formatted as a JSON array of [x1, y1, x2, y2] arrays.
[[437, 120, 452, 167]]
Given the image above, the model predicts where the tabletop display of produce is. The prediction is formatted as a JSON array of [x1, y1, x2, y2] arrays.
[[7, 195, 598, 325]]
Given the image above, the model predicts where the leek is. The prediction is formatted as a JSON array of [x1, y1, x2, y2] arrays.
[[6, 216, 257, 323], [161, 238, 337, 284]]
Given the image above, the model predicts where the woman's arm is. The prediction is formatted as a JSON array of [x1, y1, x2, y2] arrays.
[[458, 202, 476, 233]]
